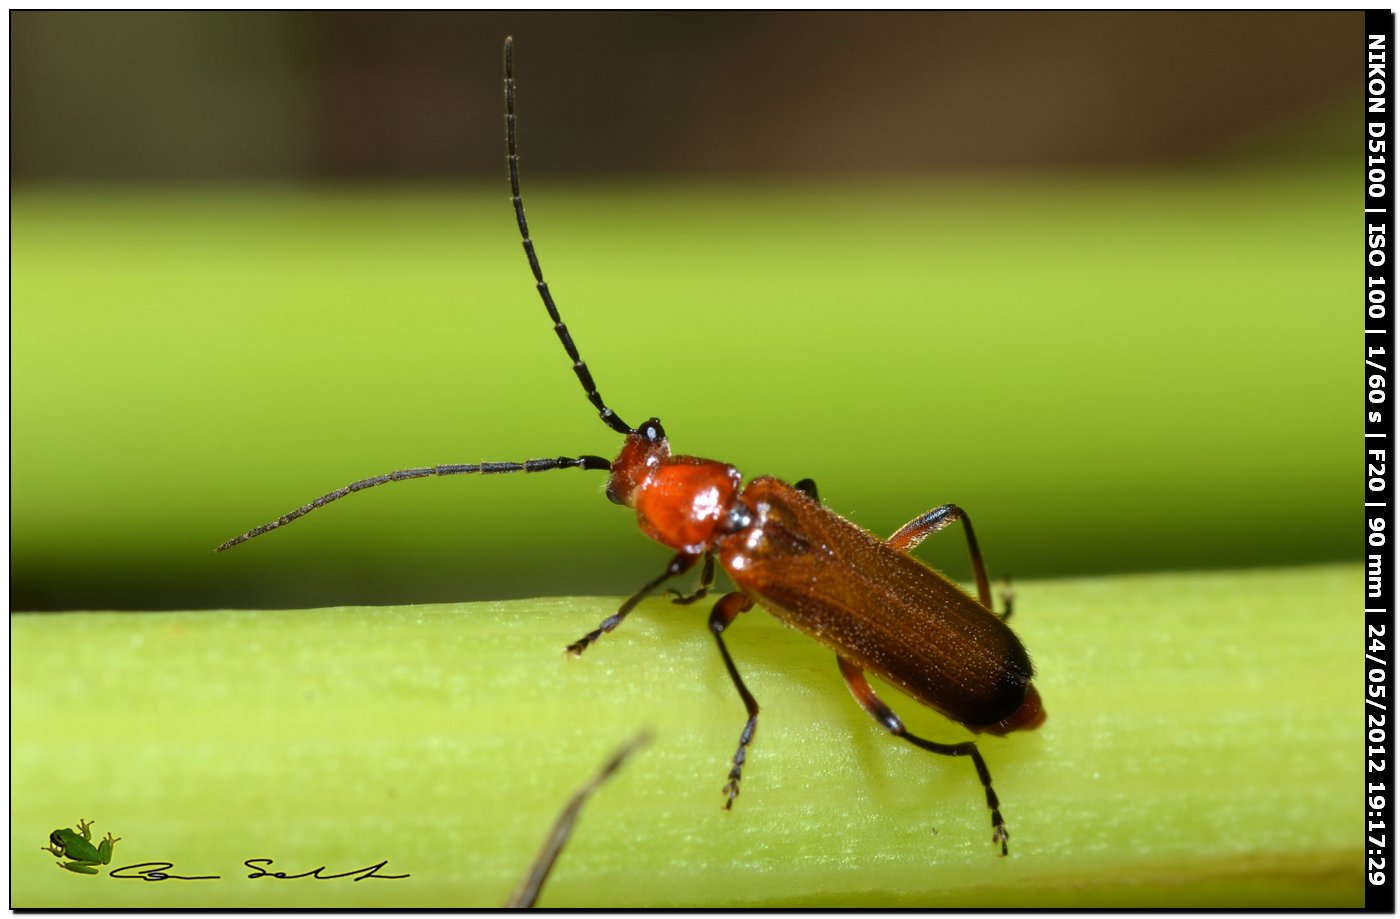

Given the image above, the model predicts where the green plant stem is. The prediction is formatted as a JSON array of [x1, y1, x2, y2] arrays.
[[12, 564, 1362, 907]]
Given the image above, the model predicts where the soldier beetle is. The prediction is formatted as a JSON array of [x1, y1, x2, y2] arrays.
[[221, 36, 1045, 856]]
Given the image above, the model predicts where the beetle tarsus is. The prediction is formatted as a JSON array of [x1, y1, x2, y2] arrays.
[[564, 632, 599, 656], [721, 711, 757, 809], [666, 587, 704, 605], [998, 577, 1015, 620]]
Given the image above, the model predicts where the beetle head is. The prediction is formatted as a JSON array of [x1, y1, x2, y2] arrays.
[[605, 418, 669, 507]]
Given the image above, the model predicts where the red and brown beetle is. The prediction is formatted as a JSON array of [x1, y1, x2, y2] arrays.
[[221, 36, 1045, 856]]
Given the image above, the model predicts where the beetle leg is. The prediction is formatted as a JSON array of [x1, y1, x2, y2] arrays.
[[709, 590, 758, 809], [793, 478, 820, 501], [887, 504, 997, 612], [566, 552, 698, 655], [836, 656, 1010, 856], [998, 577, 1015, 621], [666, 554, 716, 605]]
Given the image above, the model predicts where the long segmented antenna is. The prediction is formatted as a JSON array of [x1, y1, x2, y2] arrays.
[[505, 36, 633, 436], [217, 455, 611, 551], [504, 730, 653, 908], [216, 39, 638, 553]]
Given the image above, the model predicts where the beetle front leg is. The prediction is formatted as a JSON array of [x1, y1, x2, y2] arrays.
[[566, 552, 698, 655], [836, 656, 1010, 855], [709, 590, 757, 809], [887, 504, 1012, 617], [667, 554, 716, 606]]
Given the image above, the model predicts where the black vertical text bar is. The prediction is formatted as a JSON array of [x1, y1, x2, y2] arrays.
[[1366, 8, 1395, 912]]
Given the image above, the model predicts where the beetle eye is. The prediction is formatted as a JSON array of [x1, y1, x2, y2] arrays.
[[640, 418, 665, 442]]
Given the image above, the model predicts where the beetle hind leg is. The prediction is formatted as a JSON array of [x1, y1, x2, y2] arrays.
[[836, 656, 1010, 855], [997, 577, 1015, 620], [709, 591, 758, 809], [888, 504, 1009, 615]]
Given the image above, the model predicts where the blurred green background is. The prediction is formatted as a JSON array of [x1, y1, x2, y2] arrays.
[[11, 11, 1360, 611]]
